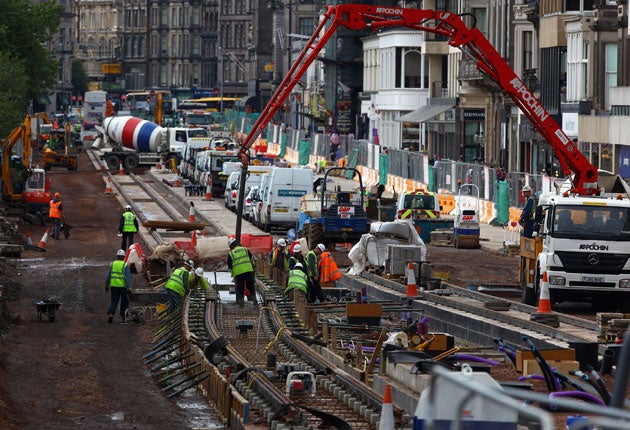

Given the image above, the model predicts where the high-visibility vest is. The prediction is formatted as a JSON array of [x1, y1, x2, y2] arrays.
[[305, 251, 319, 278], [522, 196, 536, 221], [285, 269, 308, 295], [190, 274, 209, 291], [109, 260, 128, 288], [122, 211, 137, 232], [230, 246, 254, 277], [165, 267, 187, 297], [319, 251, 341, 283], [269, 247, 287, 270], [49, 200, 62, 219]]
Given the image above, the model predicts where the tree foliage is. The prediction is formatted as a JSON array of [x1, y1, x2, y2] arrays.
[[0, 53, 29, 136], [72, 59, 89, 99], [0, 0, 62, 133]]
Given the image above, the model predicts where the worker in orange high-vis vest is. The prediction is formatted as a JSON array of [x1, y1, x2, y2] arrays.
[[319, 245, 342, 287], [49, 192, 64, 240]]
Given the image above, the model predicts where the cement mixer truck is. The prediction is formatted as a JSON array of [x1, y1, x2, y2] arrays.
[[92, 116, 208, 170]]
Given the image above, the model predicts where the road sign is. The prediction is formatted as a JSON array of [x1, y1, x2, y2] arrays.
[[102, 63, 122, 74]]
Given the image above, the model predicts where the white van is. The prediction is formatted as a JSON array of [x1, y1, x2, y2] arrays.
[[224, 165, 274, 211], [259, 167, 313, 232]]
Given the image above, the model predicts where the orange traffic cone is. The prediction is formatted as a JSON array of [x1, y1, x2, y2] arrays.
[[188, 202, 196, 222], [204, 179, 213, 201], [25, 230, 33, 246], [118, 160, 124, 175], [38, 227, 50, 249], [537, 272, 552, 313], [191, 230, 197, 247], [530, 271, 559, 327], [105, 177, 113, 194], [100, 158, 107, 171], [378, 383, 394, 430], [405, 261, 418, 297]]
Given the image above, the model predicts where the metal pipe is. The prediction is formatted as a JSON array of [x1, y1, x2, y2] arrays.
[[167, 373, 212, 399], [158, 362, 201, 383], [163, 370, 207, 392], [150, 351, 193, 372], [609, 324, 630, 409]]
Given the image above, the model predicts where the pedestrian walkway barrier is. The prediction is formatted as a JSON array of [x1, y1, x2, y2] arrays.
[[504, 222, 522, 245], [227, 234, 273, 255]]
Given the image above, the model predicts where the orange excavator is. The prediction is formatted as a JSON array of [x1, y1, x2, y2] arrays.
[[1, 115, 52, 217]]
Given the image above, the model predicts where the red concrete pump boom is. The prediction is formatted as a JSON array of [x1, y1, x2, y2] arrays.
[[234, 4, 599, 239]]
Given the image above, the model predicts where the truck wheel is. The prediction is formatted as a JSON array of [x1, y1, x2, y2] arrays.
[[124, 156, 139, 170], [308, 223, 325, 249], [106, 155, 120, 170], [301, 224, 310, 247]]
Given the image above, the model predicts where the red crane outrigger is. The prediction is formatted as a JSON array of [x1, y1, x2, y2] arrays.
[[233, 4, 599, 240]]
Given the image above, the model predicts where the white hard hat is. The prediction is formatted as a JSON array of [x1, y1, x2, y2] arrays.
[[522, 185, 532, 192], [293, 244, 302, 253], [294, 263, 303, 268], [116, 249, 126, 257], [195, 267, 204, 276], [125, 205, 132, 210], [277, 238, 287, 247], [228, 238, 237, 246], [184, 259, 193, 267], [316, 243, 326, 252]]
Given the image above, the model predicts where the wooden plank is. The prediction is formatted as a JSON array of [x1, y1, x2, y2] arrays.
[[142, 220, 209, 231]]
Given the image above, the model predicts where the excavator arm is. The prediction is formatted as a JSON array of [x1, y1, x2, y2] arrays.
[[234, 4, 599, 239], [1, 117, 31, 201]]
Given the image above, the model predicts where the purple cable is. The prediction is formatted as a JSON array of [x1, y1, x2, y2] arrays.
[[549, 391, 606, 406], [453, 353, 500, 366], [498, 346, 516, 360]]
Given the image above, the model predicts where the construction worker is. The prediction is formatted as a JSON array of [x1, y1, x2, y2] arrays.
[[284, 263, 308, 298], [268, 238, 288, 275], [105, 249, 132, 323], [519, 185, 536, 238], [189, 267, 210, 292], [164, 260, 192, 312], [228, 238, 258, 307], [288, 243, 307, 272], [49, 192, 64, 240], [119, 205, 139, 250], [305, 243, 327, 304], [319, 244, 342, 287]]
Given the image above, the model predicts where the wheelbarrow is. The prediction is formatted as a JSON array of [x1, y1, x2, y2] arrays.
[[35, 299, 61, 322], [60, 222, 73, 239]]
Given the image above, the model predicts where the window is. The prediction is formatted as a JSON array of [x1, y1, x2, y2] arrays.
[[605, 43, 617, 110], [161, 8, 168, 26], [523, 31, 532, 70], [472, 8, 487, 38], [564, 0, 595, 12], [299, 17, 314, 36]]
